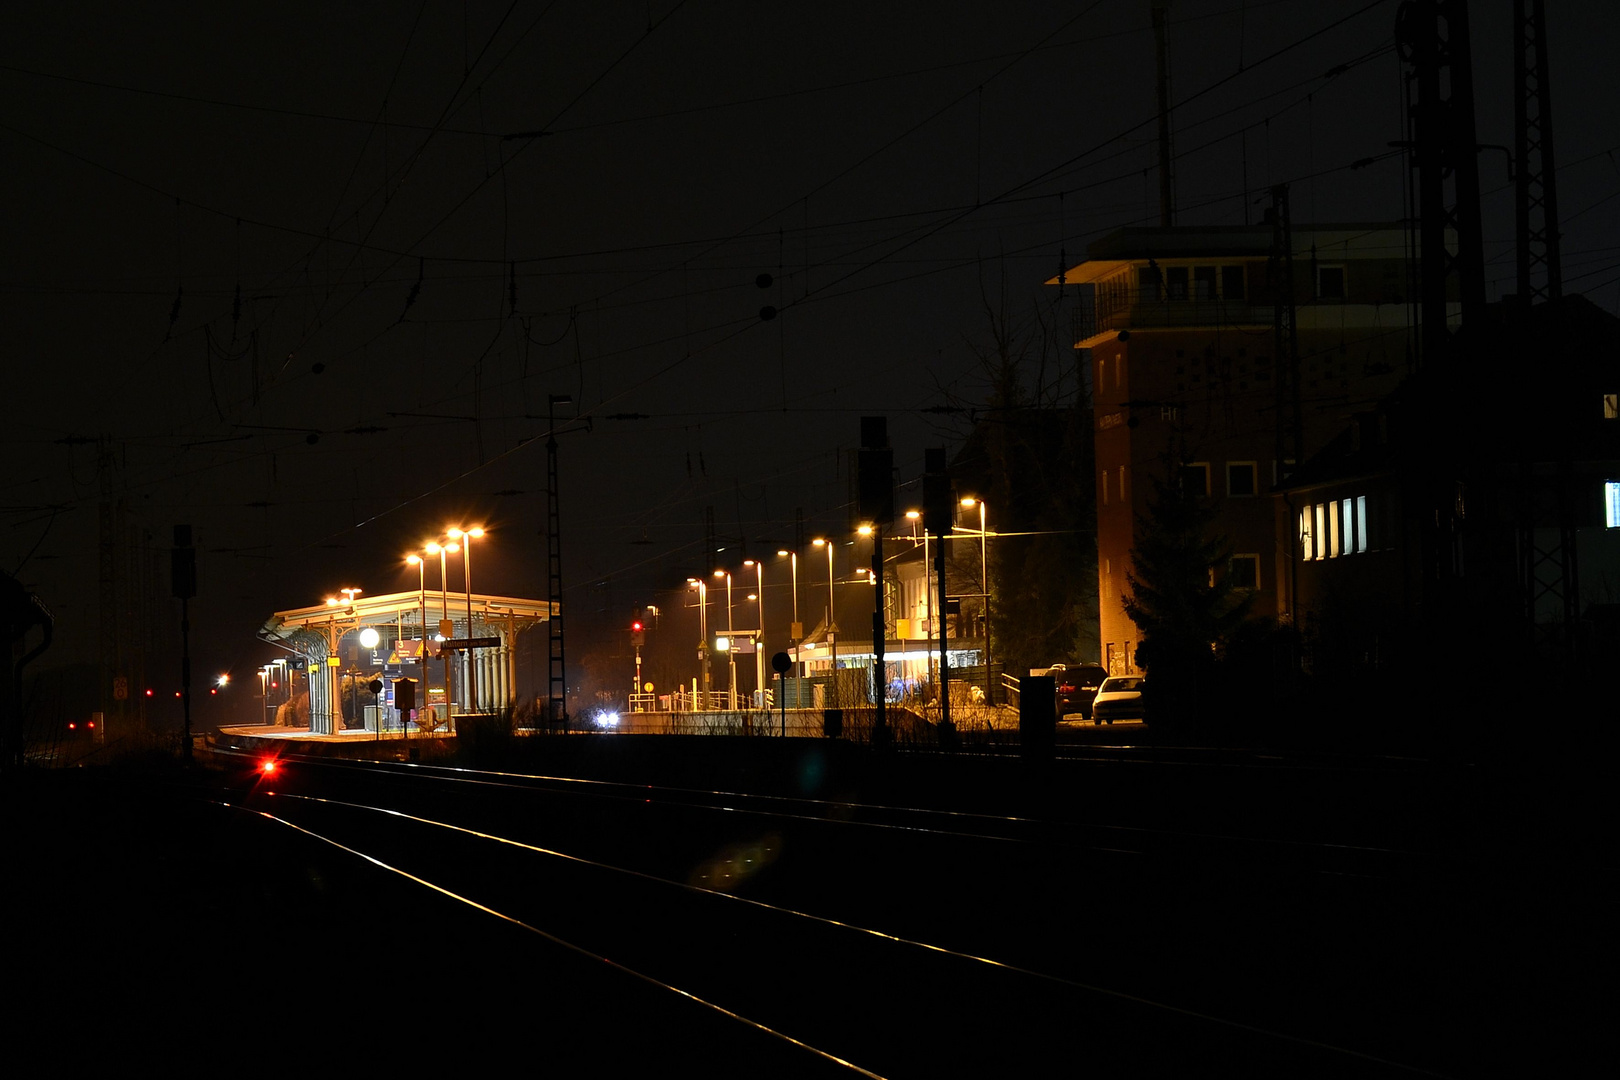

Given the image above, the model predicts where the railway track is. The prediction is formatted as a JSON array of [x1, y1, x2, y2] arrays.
[[220, 782, 1441, 1078], [197, 748, 1466, 1076]]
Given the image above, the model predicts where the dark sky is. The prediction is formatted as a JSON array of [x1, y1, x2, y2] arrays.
[[4, 1, 1617, 686]]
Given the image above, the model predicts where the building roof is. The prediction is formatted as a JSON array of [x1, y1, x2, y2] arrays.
[[1045, 222, 1411, 286]]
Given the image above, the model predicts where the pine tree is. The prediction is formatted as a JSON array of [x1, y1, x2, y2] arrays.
[[1122, 450, 1251, 724]]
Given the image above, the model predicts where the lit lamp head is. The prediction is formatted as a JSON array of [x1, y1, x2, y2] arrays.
[[358, 627, 381, 649]]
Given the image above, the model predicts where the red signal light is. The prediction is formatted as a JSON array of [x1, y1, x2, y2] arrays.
[[632, 621, 643, 632], [261, 760, 278, 776], [87, 720, 95, 729], [68, 722, 76, 730], [145, 689, 154, 697]]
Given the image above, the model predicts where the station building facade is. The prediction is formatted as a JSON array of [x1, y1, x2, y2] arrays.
[[1054, 224, 1418, 673]]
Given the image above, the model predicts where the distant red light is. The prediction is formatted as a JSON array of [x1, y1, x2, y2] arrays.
[[68, 722, 76, 730], [145, 689, 154, 697], [87, 720, 95, 729], [261, 760, 278, 776]]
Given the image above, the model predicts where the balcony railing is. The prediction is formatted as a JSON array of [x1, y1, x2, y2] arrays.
[[1079, 294, 1273, 339]]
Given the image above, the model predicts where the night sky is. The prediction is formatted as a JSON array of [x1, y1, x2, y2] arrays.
[[5, 1, 1617, 700]]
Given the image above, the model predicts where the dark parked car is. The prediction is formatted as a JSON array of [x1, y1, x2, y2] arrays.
[[1047, 664, 1109, 719], [1091, 676, 1146, 724]]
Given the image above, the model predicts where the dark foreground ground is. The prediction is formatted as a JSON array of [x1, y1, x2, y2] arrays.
[[8, 734, 1613, 1076]]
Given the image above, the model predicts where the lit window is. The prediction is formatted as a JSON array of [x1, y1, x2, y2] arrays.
[[1356, 496, 1368, 552], [1605, 393, 1618, 420], [1229, 554, 1260, 590], [1300, 508, 1314, 561], [1227, 462, 1257, 497], [1607, 482, 1620, 529], [1314, 504, 1327, 560], [1328, 500, 1341, 557], [1342, 499, 1355, 554]]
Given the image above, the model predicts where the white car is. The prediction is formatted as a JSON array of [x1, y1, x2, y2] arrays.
[[1090, 676, 1145, 724]]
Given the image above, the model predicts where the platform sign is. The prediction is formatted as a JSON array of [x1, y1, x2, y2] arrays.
[[440, 636, 501, 650], [113, 676, 128, 701]]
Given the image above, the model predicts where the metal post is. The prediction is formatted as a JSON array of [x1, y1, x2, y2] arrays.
[[873, 523, 886, 740], [462, 537, 475, 710]]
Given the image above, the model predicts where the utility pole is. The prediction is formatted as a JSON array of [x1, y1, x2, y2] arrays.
[[1152, 0, 1176, 226], [857, 417, 893, 745], [1269, 184, 1301, 481], [546, 394, 571, 732], [1397, 0, 1487, 366], [171, 525, 196, 764], [1514, 0, 1562, 305], [925, 448, 954, 742]]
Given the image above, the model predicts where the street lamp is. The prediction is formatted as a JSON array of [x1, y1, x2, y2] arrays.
[[448, 526, 486, 711], [961, 497, 991, 693], [906, 509, 935, 695], [687, 577, 709, 706], [426, 539, 460, 717], [744, 558, 766, 706], [812, 537, 837, 700], [713, 569, 735, 710], [778, 549, 799, 677]]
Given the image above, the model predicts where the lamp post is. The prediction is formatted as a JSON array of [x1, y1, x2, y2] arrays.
[[813, 537, 837, 703], [961, 497, 991, 697], [406, 552, 429, 730], [427, 539, 459, 718], [713, 569, 735, 710], [778, 549, 799, 678], [744, 558, 766, 706], [687, 578, 709, 707], [448, 526, 485, 711], [906, 509, 935, 697]]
